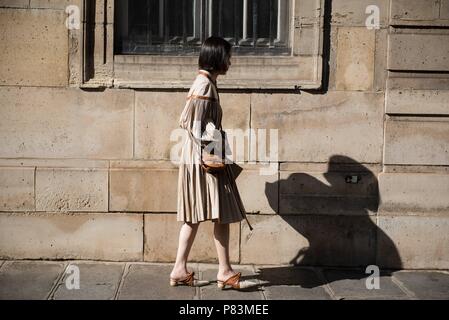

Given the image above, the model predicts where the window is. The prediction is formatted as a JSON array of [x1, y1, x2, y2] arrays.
[[78, 0, 324, 89], [115, 0, 290, 55]]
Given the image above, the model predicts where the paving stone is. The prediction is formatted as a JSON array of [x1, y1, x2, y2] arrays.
[[393, 271, 449, 300], [199, 264, 263, 300], [265, 286, 332, 300], [118, 264, 197, 300], [0, 261, 65, 300], [53, 262, 124, 300], [323, 268, 409, 299], [255, 266, 331, 300]]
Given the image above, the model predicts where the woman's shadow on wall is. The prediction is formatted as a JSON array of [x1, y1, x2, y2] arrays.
[[237, 155, 402, 289]]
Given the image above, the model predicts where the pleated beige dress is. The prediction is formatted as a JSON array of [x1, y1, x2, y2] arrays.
[[177, 69, 252, 229]]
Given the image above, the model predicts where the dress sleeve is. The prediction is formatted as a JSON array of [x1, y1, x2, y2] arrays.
[[179, 83, 220, 148]]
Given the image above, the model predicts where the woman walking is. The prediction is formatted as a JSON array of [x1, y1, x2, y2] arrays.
[[169, 36, 254, 290]]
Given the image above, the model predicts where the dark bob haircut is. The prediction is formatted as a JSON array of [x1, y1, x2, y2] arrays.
[[198, 36, 232, 73]]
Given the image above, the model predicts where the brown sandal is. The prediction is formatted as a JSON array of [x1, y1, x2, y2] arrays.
[[169, 271, 210, 287], [217, 272, 242, 289]]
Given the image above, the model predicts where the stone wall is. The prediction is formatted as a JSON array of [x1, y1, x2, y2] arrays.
[[0, 0, 448, 269]]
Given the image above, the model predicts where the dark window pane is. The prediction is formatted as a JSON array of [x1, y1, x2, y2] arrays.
[[115, 0, 290, 55]]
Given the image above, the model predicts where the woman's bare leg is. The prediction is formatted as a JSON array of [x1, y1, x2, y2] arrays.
[[170, 222, 200, 279], [213, 222, 238, 281]]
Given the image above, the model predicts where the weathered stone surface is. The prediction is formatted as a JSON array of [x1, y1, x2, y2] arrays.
[[388, 33, 449, 71], [323, 269, 409, 300], [0, 213, 143, 261], [392, 271, 449, 299], [251, 92, 384, 162], [0, 261, 65, 300], [255, 266, 331, 300], [110, 166, 178, 212], [0, 0, 28, 7], [144, 214, 240, 263], [53, 262, 124, 300], [279, 164, 379, 215], [442, 0, 449, 20], [0, 9, 68, 86], [0, 87, 134, 159], [332, 0, 389, 26], [379, 173, 449, 213], [384, 117, 449, 166], [386, 89, 449, 115], [0, 167, 34, 211], [240, 214, 378, 267], [377, 216, 449, 269], [36, 168, 108, 212], [234, 163, 278, 214], [390, 0, 441, 24], [135, 91, 250, 161], [30, 0, 82, 9], [374, 28, 388, 92], [115, 55, 319, 89], [336, 27, 375, 91], [387, 73, 449, 90], [0, 158, 109, 169], [135, 91, 186, 160], [117, 264, 196, 299]]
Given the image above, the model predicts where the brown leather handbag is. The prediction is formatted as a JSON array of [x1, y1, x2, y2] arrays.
[[201, 130, 227, 174]]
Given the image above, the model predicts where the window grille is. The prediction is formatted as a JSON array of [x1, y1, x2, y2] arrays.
[[115, 0, 290, 55]]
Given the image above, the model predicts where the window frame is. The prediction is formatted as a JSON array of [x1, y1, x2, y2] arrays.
[[74, 0, 324, 90]]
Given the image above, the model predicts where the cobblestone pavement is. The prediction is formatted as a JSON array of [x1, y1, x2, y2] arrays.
[[0, 260, 448, 300]]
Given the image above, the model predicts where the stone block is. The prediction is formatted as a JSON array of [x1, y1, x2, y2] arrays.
[[0, 212, 143, 261], [110, 164, 178, 212], [332, 0, 389, 26], [0, 87, 134, 159], [390, 0, 440, 22], [30, 0, 82, 9], [336, 27, 375, 91], [279, 163, 379, 215], [234, 163, 278, 214], [135, 92, 185, 160], [0, 167, 34, 211], [251, 91, 384, 162], [36, 168, 108, 212], [0, 9, 68, 86], [377, 215, 449, 269], [442, 0, 449, 20], [374, 28, 388, 92], [384, 117, 449, 166], [388, 33, 449, 71], [0, 0, 28, 7], [379, 173, 449, 213], [386, 89, 449, 115], [240, 214, 378, 267]]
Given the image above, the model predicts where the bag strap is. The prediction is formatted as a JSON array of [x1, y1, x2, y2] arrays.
[[198, 70, 220, 103]]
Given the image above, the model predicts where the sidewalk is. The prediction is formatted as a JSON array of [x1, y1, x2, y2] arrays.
[[0, 260, 448, 300]]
